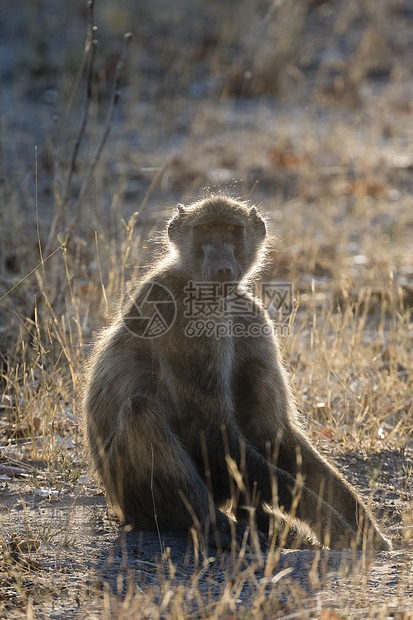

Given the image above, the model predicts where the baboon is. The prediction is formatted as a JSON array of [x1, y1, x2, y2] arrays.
[[84, 196, 391, 551]]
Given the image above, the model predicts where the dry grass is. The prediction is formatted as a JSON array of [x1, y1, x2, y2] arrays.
[[0, 0, 412, 617]]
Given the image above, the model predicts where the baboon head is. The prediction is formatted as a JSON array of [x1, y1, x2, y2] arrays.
[[167, 196, 267, 283]]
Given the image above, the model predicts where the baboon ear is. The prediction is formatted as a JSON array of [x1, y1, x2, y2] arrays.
[[167, 205, 186, 242], [249, 206, 266, 240]]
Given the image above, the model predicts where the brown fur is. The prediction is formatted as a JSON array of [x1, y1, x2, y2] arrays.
[[83, 196, 391, 551]]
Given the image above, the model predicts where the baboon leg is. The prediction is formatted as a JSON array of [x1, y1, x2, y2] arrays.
[[276, 428, 391, 550], [235, 363, 390, 549], [235, 477, 346, 545], [205, 427, 354, 549], [249, 457, 357, 549], [92, 395, 213, 531], [91, 395, 246, 548]]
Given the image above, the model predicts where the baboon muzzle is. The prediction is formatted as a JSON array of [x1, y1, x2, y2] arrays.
[[202, 243, 240, 283]]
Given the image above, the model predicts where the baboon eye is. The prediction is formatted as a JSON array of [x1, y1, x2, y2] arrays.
[[200, 224, 210, 233], [226, 224, 235, 232]]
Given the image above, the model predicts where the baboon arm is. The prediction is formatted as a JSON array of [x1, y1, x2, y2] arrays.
[[234, 350, 293, 440]]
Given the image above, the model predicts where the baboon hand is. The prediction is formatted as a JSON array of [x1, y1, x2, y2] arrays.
[[209, 511, 267, 553]]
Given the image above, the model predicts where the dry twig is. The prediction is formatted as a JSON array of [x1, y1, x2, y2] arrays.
[[67, 31, 133, 238], [45, 0, 97, 255]]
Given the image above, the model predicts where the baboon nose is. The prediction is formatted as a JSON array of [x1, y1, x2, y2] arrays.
[[215, 268, 233, 283]]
